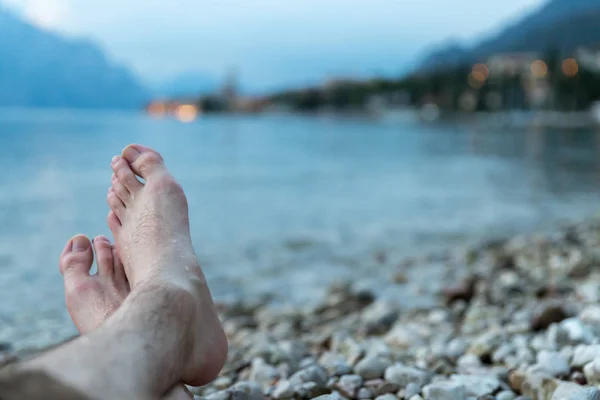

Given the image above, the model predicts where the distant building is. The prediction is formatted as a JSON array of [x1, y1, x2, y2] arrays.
[[487, 52, 540, 77]]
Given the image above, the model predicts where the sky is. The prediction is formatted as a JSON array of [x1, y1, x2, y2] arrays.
[[3, 0, 546, 90]]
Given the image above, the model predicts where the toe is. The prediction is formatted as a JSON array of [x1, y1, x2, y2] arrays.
[[111, 156, 143, 193], [93, 236, 114, 277], [107, 211, 121, 236], [112, 246, 130, 293], [112, 178, 131, 205], [122, 144, 166, 179], [59, 235, 93, 289], [107, 188, 126, 220]]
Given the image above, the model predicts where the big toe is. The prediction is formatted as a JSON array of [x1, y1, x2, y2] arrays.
[[60, 235, 93, 291], [122, 144, 166, 180]]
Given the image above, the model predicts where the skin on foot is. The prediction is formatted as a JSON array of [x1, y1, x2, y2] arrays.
[[107, 144, 228, 386], [59, 235, 192, 399], [59, 235, 129, 334]]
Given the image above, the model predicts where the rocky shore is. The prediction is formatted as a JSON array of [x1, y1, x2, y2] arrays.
[[191, 218, 600, 400]]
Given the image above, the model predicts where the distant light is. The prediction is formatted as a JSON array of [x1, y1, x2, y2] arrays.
[[147, 102, 166, 118], [168, 102, 181, 115], [472, 63, 489, 80], [468, 73, 484, 89], [175, 105, 198, 123], [530, 60, 548, 78], [471, 71, 487, 82], [562, 58, 579, 77], [459, 92, 478, 112]]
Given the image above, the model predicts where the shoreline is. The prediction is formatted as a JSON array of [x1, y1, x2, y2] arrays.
[[192, 217, 600, 399]]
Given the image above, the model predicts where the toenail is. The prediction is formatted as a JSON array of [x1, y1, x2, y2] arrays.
[[112, 156, 120, 165], [124, 145, 141, 161], [72, 236, 90, 252]]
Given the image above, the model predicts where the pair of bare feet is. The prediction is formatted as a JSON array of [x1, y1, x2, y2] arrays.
[[58, 144, 227, 392]]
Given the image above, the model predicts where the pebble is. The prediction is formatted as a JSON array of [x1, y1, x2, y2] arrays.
[[271, 380, 294, 399], [288, 365, 328, 388], [551, 381, 600, 400], [357, 388, 373, 399], [584, 358, 600, 384], [374, 395, 396, 400], [354, 356, 391, 379], [336, 374, 363, 398], [171, 220, 600, 400], [228, 382, 264, 400], [422, 381, 467, 400], [534, 350, 570, 377], [449, 375, 501, 397], [384, 364, 431, 386], [571, 345, 600, 368], [496, 391, 516, 400]]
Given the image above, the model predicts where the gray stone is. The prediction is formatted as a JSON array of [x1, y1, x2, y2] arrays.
[[551, 381, 600, 400], [298, 381, 327, 398], [449, 375, 501, 397], [271, 380, 294, 399], [337, 375, 364, 398], [422, 381, 467, 400], [405, 383, 421, 398], [374, 395, 397, 400], [496, 391, 516, 400], [355, 356, 392, 380], [445, 338, 469, 359], [289, 364, 328, 388], [357, 388, 373, 399], [313, 392, 349, 400], [205, 392, 231, 400], [384, 364, 430, 386], [320, 351, 354, 376], [229, 381, 265, 400], [250, 358, 280, 392]]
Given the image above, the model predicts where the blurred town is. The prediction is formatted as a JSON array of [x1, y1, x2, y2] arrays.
[[148, 47, 600, 128]]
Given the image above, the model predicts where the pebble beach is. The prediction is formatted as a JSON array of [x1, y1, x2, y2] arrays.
[[190, 218, 600, 400]]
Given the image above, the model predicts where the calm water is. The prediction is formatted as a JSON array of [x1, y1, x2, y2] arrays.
[[1, 109, 600, 348]]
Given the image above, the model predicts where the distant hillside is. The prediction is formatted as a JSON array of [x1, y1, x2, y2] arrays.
[[153, 71, 220, 99], [0, 7, 149, 109], [420, 0, 600, 71]]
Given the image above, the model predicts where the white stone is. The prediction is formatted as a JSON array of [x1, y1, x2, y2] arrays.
[[384, 364, 430, 386], [449, 375, 501, 397], [580, 305, 600, 324], [534, 350, 570, 377], [551, 381, 600, 400], [496, 391, 516, 400], [584, 358, 600, 385], [422, 381, 467, 400], [561, 318, 594, 344], [571, 345, 600, 367]]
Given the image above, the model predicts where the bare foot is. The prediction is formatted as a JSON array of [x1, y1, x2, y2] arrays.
[[59, 234, 193, 399], [107, 144, 227, 386], [59, 234, 129, 334]]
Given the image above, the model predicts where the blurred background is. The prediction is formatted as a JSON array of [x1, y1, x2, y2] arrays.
[[1, 0, 600, 349]]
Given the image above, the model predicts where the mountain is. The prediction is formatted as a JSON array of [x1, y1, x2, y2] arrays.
[[0, 7, 149, 109], [153, 71, 220, 99], [419, 0, 600, 71]]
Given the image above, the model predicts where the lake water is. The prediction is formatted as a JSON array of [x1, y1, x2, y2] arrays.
[[1, 109, 600, 349]]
